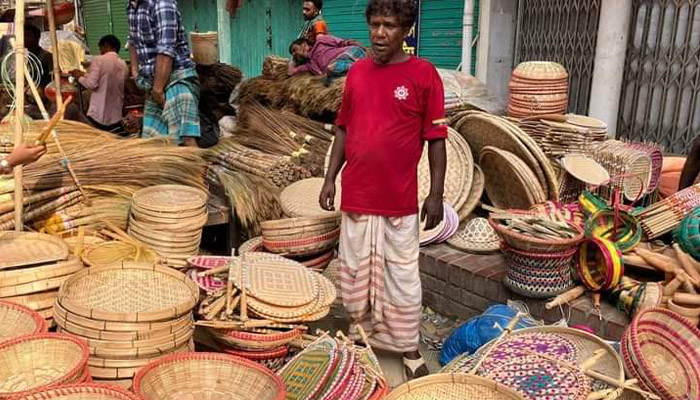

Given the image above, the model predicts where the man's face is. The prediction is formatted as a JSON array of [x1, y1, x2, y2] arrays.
[[303, 2, 318, 20], [368, 15, 409, 64], [292, 42, 311, 60]]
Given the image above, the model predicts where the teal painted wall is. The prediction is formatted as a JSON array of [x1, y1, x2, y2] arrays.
[[322, 0, 465, 70], [179, 0, 219, 33], [82, 0, 129, 59]]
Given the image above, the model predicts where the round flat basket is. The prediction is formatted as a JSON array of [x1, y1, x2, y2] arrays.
[[262, 227, 340, 257], [132, 352, 286, 400], [131, 185, 208, 213], [458, 165, 485, 222], [626, 308, 700, 400], [209, 328, 302, 351], [11, 383, 142, 400], [0, 300, 48, 343], [3, 290, 59, 311], [0, 333, 90, 398], [241, 253, 320, 307], [238, 237, 264, 256], [417, 129, 470, 210], [386, 374, 525, 400], [480, 147, 541, 210], [0, 273, 76, 298], [187, 255, 233, 270], [448, 218, 500, 254], [281, 178, 341, 217], [82, 242, 158, 268], [561, 155, 610, 186], [57, 262, 199, 323], [512, 61, 568, 80], [0, 232, 69, 270], [0, 256, 83, 288], [261, 215, 340, 233]]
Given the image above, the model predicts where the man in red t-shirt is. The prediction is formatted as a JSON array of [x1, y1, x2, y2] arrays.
[[319, 0, 447, 381]]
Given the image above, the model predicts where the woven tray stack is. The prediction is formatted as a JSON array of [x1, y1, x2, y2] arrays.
[[490, 210, 584, 298], [622, 308, 700, 400], [279, 335, 388, 400], [636, 183, 700, 239], [128, 185, 209, 269], [0, 232, 85, 325], [53, 262, 199, 388], [508, 62, 569, 118], [453, 111, 558, 209], [260, 215, 340, 272], [515, 114, 608, 158], [0, 333, 91, 398]]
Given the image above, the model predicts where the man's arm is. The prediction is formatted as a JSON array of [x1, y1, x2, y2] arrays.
[[152, 54, 172, 106], [129, 46, 139, 78], [77, 59, 101, 90], [319, 129, 346, 211], [422, 139, 446, 230], [680, 137, 700, 189]]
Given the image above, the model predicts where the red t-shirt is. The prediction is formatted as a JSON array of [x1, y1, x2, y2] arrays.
[[336, 56, 447, 217]]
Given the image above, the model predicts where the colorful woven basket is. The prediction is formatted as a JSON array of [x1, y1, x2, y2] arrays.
[[624, 308, 700, 400], [209, 328, 302, 351], [502, 245, 577, 298], [222, 346, 289, 372], [675, 206, 700, 262], [489, 213, 584, 253], [577, 238, 624, 292], [585, 209, 641, 252]]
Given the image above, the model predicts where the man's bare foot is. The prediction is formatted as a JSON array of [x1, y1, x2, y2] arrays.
[[403, 350, 429, 380]]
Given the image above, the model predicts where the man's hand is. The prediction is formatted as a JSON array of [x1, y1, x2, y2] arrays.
[[319, 180, 336, 211], [182, 137, 198, 147], [421, 194, 443, 231], [69, 69, 85, 78], [9, 143, 47, 166], [152, 88, 166, 107]]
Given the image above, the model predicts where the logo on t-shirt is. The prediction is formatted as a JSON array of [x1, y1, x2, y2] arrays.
[[394, 86, 409, 101]]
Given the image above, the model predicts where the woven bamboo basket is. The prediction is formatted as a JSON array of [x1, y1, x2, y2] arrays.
[[0, 232, 70, 270], [132, 352, 286, 400], [222, 346, 289, 372], [488, 215, 584, 252], [57, 262, 199, 323], [131, 185, 208, 213], [386, 374, 525, 400], [2, 290, 58, 312], [208, 328, 302, 351], [262, 227, 340, 256], [0, 300, 48, 343], [261, 215, 339, 232], [0, 333, 90, 398], [11, 383, 142, 400], [0, 257, 82, 288]]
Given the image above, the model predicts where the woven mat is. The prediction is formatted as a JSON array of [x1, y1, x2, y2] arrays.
[[281, 178, 341, 218], [480, 147, 541, 210], [447, 218, 500, 254], [242, 253, 319, 307], [57, 263, 199, 323], [458, 165, 485, 222], [0, 232, 69, 270], [131, 185, 208, 213]]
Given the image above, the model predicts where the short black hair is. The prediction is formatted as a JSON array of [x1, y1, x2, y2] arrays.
[[365, 0, 418, 29], [304, 0, 323, 11], [99, 35, 121, 52], [24, 24, 41, 39], [289, 38, 308, 55]]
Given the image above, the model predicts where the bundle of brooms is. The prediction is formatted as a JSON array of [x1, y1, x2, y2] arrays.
[[0, 120, 207, 231], [262, 56, 291, 81]]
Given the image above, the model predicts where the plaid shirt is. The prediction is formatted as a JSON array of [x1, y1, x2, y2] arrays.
[[127, 0, 194, 81]]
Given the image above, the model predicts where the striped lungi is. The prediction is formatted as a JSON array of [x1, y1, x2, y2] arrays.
[[339, 212, 422, 353]]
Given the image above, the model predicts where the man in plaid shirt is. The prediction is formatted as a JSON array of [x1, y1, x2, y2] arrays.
[[128, 0, 200, 146]]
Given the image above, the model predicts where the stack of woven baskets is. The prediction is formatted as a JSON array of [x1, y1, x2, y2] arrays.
[[209, 327, 301, 372], [508, 61, 569, 118], [0, 232, 85, 326], [279, 335, 388, 400], [453, 111, 558, 210], [515, 114, 608, 158], [622, 308, 700, 400], [132, 352, 286, 400], [259, 215, 340, 272], [53, 262, 199, 388], [0, 333, 91, 398], [489, 210, 583, 298], [128, 185, 209, 269]]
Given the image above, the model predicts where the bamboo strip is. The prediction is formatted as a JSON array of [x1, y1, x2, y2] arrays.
[[13, 0, 26, 231]]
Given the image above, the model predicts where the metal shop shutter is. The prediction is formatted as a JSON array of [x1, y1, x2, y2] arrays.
[[418, 0, 464, 70]]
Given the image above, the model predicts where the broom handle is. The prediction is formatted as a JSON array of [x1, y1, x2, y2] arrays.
[[36, 96, 73, 144], [13, 0, 26, 232], [46, 0, 64, 109]]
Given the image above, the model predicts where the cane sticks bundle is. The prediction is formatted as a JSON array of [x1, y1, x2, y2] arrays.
[[635, 183, 700, 239]]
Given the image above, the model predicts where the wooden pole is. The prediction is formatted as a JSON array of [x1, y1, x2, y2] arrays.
[[13, 0, 27, 232], [45, 0, 63, 109]]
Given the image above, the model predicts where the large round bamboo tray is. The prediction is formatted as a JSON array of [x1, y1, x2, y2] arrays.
[[0, 300, 48, 343], [132, 352, 286, 400], [561, 155, 610, 186], [132, 203, 206, 220], [81, 243, 159, 268], [11, 383, 141, 400], [0, 333, 90, 398], [129, 213, 208, 232], [128, 222, 201, 241], [261, 221, 338, 241], [417, 130, 470, 211], [0, 274, 76, 298], [130, 207, 207, 225], [208, 328, 302, 351], [512, 61, 568, 80], [131, 185, 208, 213], [88, 343, 190, 371], [458, 165, 484, 222], [53, 299, 193, 333], [480, 147, 541, 210], [241, 253, 320, 307], [0, 257, 82, 288], [501, 150, 547, 203], [0, 232, 69, 270], [61, 321, 193, 351], [281, 178, 341, 217], [386, 374, 525, 400], [238, 237, 264, 255], [57, 262, 199, 323], [261, 215, 339, 232], [625, 308, 700, 400]]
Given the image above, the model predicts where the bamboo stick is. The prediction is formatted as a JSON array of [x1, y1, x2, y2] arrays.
[[36, 96, 73, 144], [13, 0, 26, 232], [546, 286, 586, 310], [468, 313, 523, 375], [674, 244, 700, 286], [674, 292, 700, 306], [45, 0, 64, 109]]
